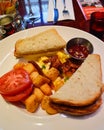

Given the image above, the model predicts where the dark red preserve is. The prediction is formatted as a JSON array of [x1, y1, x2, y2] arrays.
[[68, 44, 89, 59]]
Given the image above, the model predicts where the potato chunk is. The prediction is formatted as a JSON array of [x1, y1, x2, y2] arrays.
[[23, 63, 37, 74], [33, 88, 44, 102], [23, 94, 39, 113], [30, 74, 50, 88], [53, 77, 64, 91], [45, 67, 59, 81], [41, 96, 58, 115], [13, 62, 26, 69], [40, 83, 52, 96]]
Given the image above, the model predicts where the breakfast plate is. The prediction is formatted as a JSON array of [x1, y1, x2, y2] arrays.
[[0, 26, 104, 130]]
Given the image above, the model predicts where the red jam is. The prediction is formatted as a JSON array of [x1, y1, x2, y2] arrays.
[[68, 44, 89, 59]]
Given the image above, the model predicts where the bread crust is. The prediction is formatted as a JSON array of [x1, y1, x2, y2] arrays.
[[50, 97, 102, 116]]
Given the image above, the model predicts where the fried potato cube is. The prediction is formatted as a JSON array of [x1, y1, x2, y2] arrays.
[[46, 103, 58, 115], [53, 77, 64, 91], [40, 83, 52, 96], [41, 96, 58, 115], [23, 94, 39, 113], [13, 62, 26, 69], [41, 96, 48, 110], [33, 88, 44, 102], [45, 67, 59, 81], [31, 74, 50, 88], [23, 63, 37, 74], [30, 71, 39, 81]]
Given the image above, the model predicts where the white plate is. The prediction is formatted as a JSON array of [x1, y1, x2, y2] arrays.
[[0, 26, 104, 130]]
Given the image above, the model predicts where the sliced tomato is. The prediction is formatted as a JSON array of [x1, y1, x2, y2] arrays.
[[2, 84, 33, 102], [0, 68, 32, 95]]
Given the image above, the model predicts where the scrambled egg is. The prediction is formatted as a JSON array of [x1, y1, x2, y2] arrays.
[[37, 52, 70, 74], [37, 56, 51, 74], [57, 51, 70, 63]]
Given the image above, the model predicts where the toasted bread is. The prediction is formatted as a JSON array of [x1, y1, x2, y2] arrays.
[[14, 29, 66, 58], [50, 54, 104, 107]]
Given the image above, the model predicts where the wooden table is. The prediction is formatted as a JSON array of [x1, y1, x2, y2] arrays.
[[18, 0, 89, 32]]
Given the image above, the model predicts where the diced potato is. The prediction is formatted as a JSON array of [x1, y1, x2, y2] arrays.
[[23, 63, 37, 74], [41, 96, 48, 110], [13, 62, 26, 69], [41, 96, 58, 115], [30, 71, 39, 82], [46, 104, 58, 115], [31, 74, 50, 88], [40, 83, 52, 96], [53, 77, 64, 91], [23, 94, 39, 113], [33, 88, 44, 102], [45, 67, 59, 81]]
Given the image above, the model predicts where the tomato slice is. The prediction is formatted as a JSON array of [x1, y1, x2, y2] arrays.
[[2, 85, 33, 102], [0, 68, 32, 95]]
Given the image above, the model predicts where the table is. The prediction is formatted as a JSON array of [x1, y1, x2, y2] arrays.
[[1, 0, 103, 41], [18, 0, 89, 32]]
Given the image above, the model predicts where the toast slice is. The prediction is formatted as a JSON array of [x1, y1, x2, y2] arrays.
[[14, 28, 66, 58], [50, 54, 104, 107]]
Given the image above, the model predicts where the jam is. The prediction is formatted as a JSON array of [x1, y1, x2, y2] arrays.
[[68, 44, 89, 59]]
